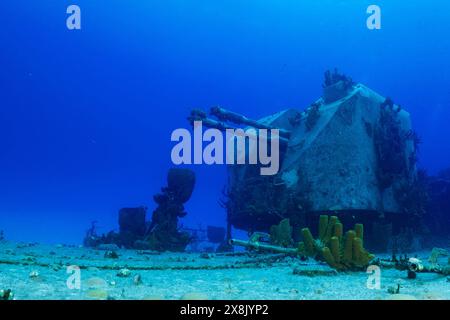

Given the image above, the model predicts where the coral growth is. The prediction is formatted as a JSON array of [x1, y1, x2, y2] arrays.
[[270, 219, 293, 247], [373, 97, 433, 233], [322, 69, 355, 103], [298, 215, 375, 271], [224, 174, 291, 231], [224, 169, 312, 237], [145, 168, 195, 252], [83, 221, 107, 248], [235, 215, 375, 271], [118, 207, 148, 248], [305, 102, 321, 131], [426, 168, 450, 235], [82, 168, 195, 252], [322, 69, 354, 89], [374, 100, 410, 189], [394, 169, 429, 227]]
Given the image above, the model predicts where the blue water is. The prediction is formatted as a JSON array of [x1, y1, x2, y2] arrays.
[[0, 0, 449, 244]]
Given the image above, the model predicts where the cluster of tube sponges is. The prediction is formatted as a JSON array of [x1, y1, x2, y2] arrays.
[[299, 215, 375, 271]]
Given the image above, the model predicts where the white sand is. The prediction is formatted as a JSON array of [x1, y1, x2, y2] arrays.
[[0, 241, 448, 300]]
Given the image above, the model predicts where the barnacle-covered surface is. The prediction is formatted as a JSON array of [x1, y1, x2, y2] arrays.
[[1, 241, 449, 300]]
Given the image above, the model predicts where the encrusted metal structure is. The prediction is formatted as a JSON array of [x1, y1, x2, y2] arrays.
[[189, 71, 418, 238]]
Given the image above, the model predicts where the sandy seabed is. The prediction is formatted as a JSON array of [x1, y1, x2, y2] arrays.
[[0, 241, 449, 300]]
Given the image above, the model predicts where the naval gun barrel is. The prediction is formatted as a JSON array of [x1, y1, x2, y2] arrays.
[[188, 109, 229, 131], [188, 109, 289, 146], [210, 106, 291, 139]]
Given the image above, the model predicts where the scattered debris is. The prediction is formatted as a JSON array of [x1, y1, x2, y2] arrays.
[[116, 268, 131, 278], [230, 232, 299, 255], [133, 274, 142, 285], [200, 253, 214, 259], [387, 284, 401, 295], [407, 270, 417, 279], [408, 257, 424, 272], [104, 251, 119, 259], [0, 289, 14, 300], [50, 264, 62, 271], [428, 248, 448, 265], [377, 249, 450, 276]]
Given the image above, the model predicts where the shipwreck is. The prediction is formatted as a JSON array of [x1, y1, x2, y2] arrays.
[[189, 70, 422, 248]]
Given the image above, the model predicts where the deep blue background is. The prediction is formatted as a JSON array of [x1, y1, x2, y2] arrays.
[[0, 1, 449, 243]]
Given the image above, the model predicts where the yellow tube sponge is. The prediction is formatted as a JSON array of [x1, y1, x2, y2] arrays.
[[334, 222, 343, 241], [301, 228, 315, 257], [352, 236, 375, 267], [330, 236, 340, 264], [324, 216, 338, 242], [322, 247, 338, 269], [353, 237, 362, 264], [293, 215, 375, 271], [355, 223, 364, 246], [343, 230, 356, 263], [318, 215, 329, 240]]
